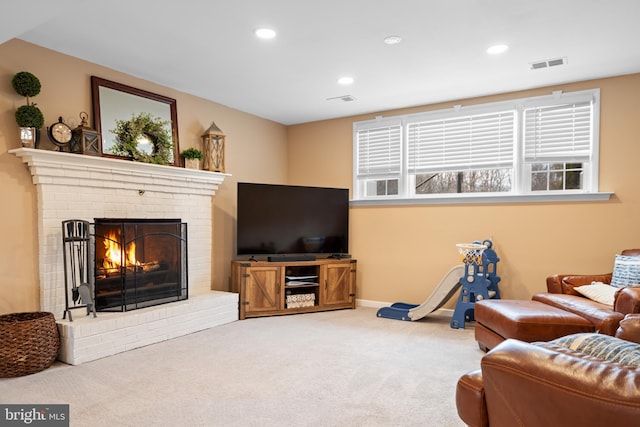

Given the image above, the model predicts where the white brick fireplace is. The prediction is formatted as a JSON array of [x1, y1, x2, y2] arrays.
[[11, 148, 238, 364]]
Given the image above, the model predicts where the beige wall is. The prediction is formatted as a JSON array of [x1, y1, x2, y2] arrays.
[[3, 37, 640, 315], [288, 74, 640, 305], [0, 39, 288, 314]]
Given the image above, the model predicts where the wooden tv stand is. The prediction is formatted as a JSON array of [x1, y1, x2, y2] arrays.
[[231, 258, 356, 320]]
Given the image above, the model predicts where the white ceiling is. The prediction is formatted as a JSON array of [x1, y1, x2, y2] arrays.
[[3, 0, 640, 125]]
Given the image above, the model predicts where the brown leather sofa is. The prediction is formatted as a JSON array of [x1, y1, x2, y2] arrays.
[[475, 249, 640, 350], [536, 248, 640, 335], [456, 314, 640, 427]]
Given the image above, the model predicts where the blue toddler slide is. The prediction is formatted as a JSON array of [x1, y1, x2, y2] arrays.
[[376, 265, 465, 321]]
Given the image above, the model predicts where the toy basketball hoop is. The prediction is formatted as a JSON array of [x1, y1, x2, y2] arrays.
[[456, 242, 488, 265]]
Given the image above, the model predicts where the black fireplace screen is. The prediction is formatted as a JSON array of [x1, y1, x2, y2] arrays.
[[93, 218, 188, 312]]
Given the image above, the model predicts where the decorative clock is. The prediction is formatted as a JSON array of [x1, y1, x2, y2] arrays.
[[47, 116, 72, 150]]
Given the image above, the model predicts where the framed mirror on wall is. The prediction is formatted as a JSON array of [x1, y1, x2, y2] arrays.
[[91, 76, 180, 165]]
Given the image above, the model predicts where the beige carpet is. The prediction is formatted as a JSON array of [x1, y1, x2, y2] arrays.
[[0, 307, 483, 426]]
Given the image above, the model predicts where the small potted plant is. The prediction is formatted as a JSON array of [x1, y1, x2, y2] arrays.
[[12, 71, 44, 148], [181, 147, 204, 169]]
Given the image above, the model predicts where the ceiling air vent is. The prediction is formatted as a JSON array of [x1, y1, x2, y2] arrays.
[[327, 95, 356, 102], [530, 57, 567, 70]]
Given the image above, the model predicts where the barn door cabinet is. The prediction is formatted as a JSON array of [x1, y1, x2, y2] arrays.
[[231, 258, 356, 319]]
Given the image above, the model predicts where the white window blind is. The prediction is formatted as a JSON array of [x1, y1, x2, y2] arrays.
[[524, 100, 592, 162], [407, 111, 514, 174], [356, 124, 402, 177]]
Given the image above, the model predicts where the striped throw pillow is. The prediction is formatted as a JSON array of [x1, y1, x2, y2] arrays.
[[551, 333, 640, 366], [610, 254, 640, 289]]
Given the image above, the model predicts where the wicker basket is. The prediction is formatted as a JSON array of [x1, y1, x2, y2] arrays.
[[0, 312, 60, 377]]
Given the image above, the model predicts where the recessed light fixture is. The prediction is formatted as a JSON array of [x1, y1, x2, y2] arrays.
[[255, 28, 276, 40], [487, 44, 509, 55], [337, 76, 354, 85], [384, 35, 402, 45]]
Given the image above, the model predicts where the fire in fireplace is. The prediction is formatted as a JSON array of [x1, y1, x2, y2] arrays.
[[93, 218, 188, 312]]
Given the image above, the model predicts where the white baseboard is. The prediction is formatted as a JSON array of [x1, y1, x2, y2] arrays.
[[356, 299, 390, 308]]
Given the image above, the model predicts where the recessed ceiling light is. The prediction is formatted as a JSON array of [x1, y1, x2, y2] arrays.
[[337, 76, 354, 85], [487, 44, 508, 55], [384, 36, 402, 45], [255, 28, 276, 40]]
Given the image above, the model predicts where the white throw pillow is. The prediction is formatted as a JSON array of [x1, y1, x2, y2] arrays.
[[574, 283, 617, 306]]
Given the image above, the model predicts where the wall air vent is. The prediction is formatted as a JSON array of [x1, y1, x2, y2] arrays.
[[530, 57, 567, 70], [327, 95, 357, 102]]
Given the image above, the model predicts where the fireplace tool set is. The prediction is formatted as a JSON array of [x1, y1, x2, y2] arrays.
[[62, 219, 96, 321]]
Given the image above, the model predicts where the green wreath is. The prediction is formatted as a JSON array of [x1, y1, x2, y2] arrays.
[[110, 112, 173, 165]]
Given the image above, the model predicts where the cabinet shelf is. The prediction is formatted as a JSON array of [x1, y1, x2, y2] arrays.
[[231, 258, 356, 319], [284, 283, 319, 288]]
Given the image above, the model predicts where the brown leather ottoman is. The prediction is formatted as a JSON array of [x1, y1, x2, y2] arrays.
[[475, 299, 595, 351]]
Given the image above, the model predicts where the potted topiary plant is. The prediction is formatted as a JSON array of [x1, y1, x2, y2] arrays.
[[181, 147, 204, 169], [12, 71, 44, 148]]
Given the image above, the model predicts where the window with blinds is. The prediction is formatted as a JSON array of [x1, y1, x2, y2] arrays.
[[524, 101, 592, 163], [355, 123, 402, 178], [407, 111, 515, 174], [353, 88, 599, 201]]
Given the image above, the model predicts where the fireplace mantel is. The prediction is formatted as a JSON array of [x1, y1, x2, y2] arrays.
[[10, 147, 228, 196]]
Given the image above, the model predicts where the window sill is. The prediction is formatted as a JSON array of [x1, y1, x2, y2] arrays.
[[350, 192, 614, 207]]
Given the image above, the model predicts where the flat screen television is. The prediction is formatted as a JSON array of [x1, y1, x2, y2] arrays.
[[236, 182, 349, 259]]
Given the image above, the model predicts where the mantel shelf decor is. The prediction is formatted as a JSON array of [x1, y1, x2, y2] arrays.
[[110, 112, 173, 165], [91, 76, 180, 166], [202, 121, 226, 173], [12, 71, 44, 148], [70, 112, 102, 156], [181, 147, 204, 170]]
